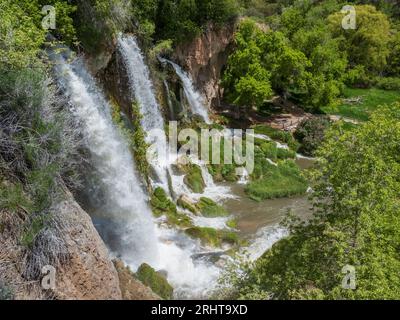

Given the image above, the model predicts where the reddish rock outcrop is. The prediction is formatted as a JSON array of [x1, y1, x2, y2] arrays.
[[173, 22, 236, 109]]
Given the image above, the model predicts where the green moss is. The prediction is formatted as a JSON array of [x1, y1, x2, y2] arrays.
[[110, 99, 150, 180], [252, 124, 300, 151], [183, 164, 205, 193], [150, 187, 176, 217], [197, 197, 228, 217], [150, 188, 192, 228], [259, 141, 278, 160], [185, 227, 240, 247], [276, 148, 296, 160], [177, 196, 198, 214], [131, 102, 151, 179], [226, 218, 238, 229], [246, 160, 308, 201], [136, 263, 174, 300]]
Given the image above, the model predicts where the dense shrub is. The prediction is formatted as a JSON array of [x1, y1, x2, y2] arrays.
[[375, 77, 400, 91], [294, 117, 331, 156]]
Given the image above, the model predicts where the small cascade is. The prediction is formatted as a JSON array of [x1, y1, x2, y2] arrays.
[[159, 57, 211, 124], [237, 168, 249, 185], [163, 79, 175, 120], [50, 50, 159, 269], [245, 225, 289, 261]]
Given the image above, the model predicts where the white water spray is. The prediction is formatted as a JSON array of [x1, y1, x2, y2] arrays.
[[117, 35, 170, 190], [159, 57, 211, 124], [116, 35, 230, 298], [51, 51, 159, 269]]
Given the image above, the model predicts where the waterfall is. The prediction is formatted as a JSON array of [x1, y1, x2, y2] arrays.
[[159, 57, 211, 124], [117, 35, 170, 190], [116, 35, 228, 298], [51, 50, 159, 269], [163, 79, 175, 120]]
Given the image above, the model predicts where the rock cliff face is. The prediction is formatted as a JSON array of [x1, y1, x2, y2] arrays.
[[113, 260, 160, 300], [51, 192, 122, 300], [173, 22, 236, 109], [99, 49, 134, 119], [0, 190, 122, 300]]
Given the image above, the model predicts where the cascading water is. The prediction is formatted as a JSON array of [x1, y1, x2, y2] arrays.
[[50, 50, 159, 269], [159, 57, 211, 124], [163, 79, 175, 120], [116, 35, 230, 298], [50, 39, 294, 299], [117, 35, 170, 191]]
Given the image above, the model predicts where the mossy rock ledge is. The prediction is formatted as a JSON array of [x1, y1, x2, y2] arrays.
[[185, 227, 239, 247], [197, 197, 228, 217], [183, 164, 205, 193], [177, 196, 228, 218], [150, 187, 192, 228], [136, 263, 174, 300]]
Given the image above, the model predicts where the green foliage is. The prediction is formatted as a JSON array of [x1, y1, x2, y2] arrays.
[[185, 227, 239, 247], [20, 213, 49, 248], [131, 103, 151, 178], [232, 104, 400, 299], [150, 187, 192, 227], [75, 0, 132, 53], [223, 5, 348, 111], [136, 263, 174, 299], [142, 0, 239, 44], [375, 77, 400, 91], [252, 125, 300, 151], [224, 1, 400, 111], [276, 147, 296, 160], [0, 182, 33, 213], [0, 0, 45, 68], [328, 5, 391, 74], [0, 15, 82, 254], [111, 99, 151, 180], [294, 117, 331, 156], [197, 197, 229, 217], [183, 164, 206, 193], [387, 32, 400, 76], [322, 87, 400, 121], [246, 160, 308, 201], [149, 39, 173, 61]]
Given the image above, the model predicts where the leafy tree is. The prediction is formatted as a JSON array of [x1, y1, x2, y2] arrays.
[[230, 104, 400, 299], [223, 19, 273, 109], [0, 0, 45, 68], [387, 31, 400, 76], [328, 5, 391, 74], [294, 117, 331, 156]]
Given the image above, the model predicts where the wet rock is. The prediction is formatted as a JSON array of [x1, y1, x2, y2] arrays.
[[183, 164, 205, 193], [173, 22, 236, 109], [197, 197, 228, 217], [113, 260, 160, 300], [136, 263, 174, 300], [177, 195, 199, 214]]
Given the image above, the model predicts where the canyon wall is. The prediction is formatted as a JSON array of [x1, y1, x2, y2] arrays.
[[173, 22, 236, 110]]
